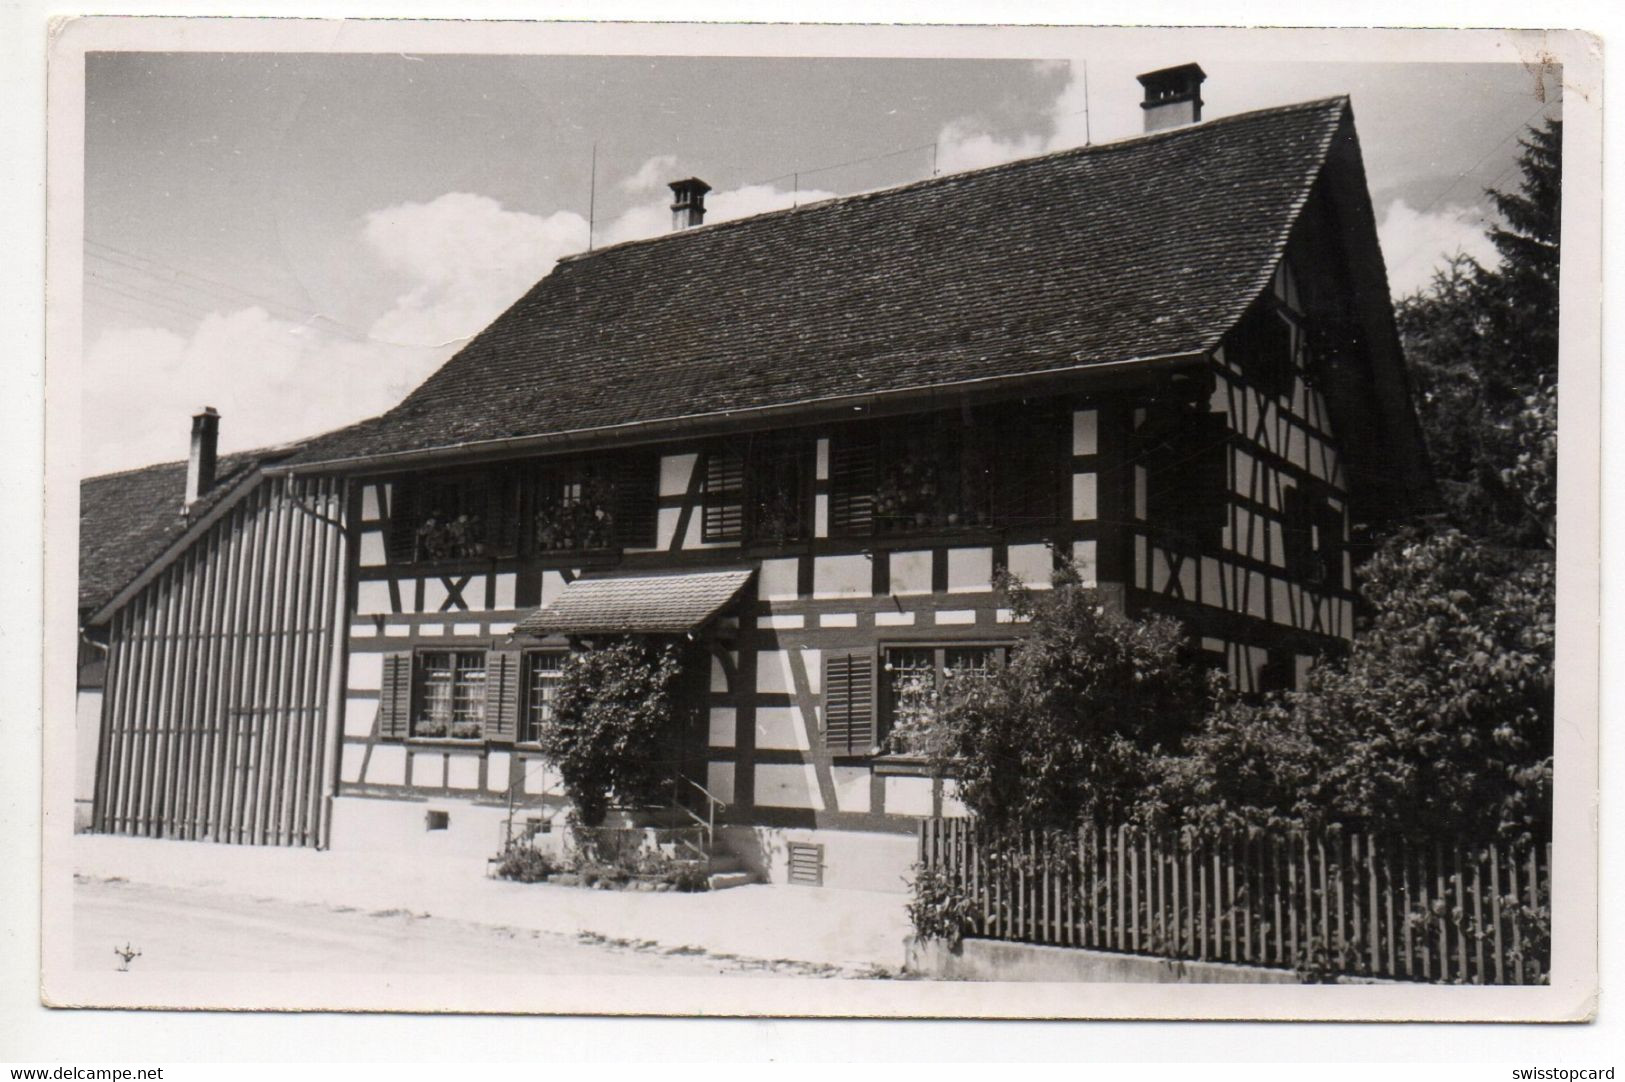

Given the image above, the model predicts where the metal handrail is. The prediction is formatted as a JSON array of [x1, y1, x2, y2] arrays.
[[671, 773, 728, 855]]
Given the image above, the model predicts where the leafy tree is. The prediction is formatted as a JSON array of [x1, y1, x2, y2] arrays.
[[1395, 118, 1559, 549], [933, 564, 1216, 835], [1148, 529, 1554, 846], [535, 636, 697, 826]]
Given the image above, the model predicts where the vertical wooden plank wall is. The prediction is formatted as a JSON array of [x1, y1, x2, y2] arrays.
[[91, 475, 347, 847]]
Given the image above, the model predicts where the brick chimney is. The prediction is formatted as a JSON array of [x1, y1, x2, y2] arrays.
[[185, 407, 219, 508], [669, 178, 711, 230], [1137, 63, 1206, 132]]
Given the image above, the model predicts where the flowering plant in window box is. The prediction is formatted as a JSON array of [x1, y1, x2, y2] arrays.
[[534, 476, 616, 551], [449, 721, 483, 740], [415, 513, 487, 561], [752, 489, 802, 544], [414, 718, 449, 738]]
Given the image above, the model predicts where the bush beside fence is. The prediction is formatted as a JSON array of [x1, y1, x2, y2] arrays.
[[916, 818, 1550, 984]]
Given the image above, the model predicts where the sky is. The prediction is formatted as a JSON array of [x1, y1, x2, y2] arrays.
[[80, 47, 1563, 476]]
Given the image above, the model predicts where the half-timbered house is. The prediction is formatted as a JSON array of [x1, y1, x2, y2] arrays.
[[81, 68, 1431, 891]]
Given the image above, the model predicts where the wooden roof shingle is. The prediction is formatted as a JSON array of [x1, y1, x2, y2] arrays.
[[284, 97, 1354, 470]]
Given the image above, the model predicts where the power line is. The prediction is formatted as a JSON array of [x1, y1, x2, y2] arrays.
[[87, 278, 221, 324], [85, 239, 369, 340], [1409, 99, 1553, 222]]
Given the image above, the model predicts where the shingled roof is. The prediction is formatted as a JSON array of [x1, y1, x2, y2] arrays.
[[516, 568, 757, 636], [79, 449, 291, 616], [284, 96, 1357, 471]]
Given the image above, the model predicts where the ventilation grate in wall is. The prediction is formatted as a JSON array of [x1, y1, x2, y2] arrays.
[[786, 841, 824, 886]]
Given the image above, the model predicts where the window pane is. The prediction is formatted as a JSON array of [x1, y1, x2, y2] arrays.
[[944, 646, 998, 678], [416, 652, 455, 737], [450, 652, 486, 738], [524, 652, 566, 742]]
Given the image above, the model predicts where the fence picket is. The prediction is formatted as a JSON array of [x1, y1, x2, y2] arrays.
[[913, 819, 1546, 985]]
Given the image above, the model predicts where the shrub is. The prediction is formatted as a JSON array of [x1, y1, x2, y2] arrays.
[[535, 637, 700, 826], [933, 562, 1216, 834], [493, 845, 561, 884], [905, 863, 975, 947]]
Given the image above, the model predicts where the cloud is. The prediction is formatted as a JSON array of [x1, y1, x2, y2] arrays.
[[931, 60, 1090, 176], [1376, 198, 1501, 298], [619, 154, 680, 194], [363, 192, 588, 349], [934, 120, 1044, 176], [83, 180, 839, 475]]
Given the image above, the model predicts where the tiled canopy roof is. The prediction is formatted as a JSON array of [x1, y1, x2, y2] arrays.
[[286, 97, 1354, 470], [516, 568, 756, 636], [78, 449, 291, 616]]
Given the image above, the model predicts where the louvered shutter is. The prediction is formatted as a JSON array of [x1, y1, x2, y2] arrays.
[[614, 452, 659, 548], [377, 652, 414, 739], [485, 649, 522, 742], [828, 428, 877, 537], [386, 478, 418, 562], [822, 651, 876, 756], [702, 447, 745, 542]]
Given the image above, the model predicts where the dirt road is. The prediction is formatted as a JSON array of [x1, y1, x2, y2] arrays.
[[74, 875, 873, 978]]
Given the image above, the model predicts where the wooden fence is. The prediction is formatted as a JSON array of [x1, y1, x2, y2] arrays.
[[917, 818, 1550, 984]]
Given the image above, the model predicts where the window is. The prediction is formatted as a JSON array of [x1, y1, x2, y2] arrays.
[[531, 460, 616, 552], [873, 419, 993, 533], [413, 651, 487, 739], [881, 644, 1007, 756], [521, 651, 567, 743], [1283, 486, 1343, 587], [702, 434, 812, 544], [1141, 406, 1229, 548], [828, 403, 1064, 537], [387, 470, 520, 563], [1231, 300, 1297, 399], [747, 433, 811, 543], [526, 454, 659, 553]]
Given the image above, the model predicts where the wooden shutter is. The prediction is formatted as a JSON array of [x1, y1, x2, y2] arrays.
[[482, 470, 521, 557], [828, 428, 877, 537], [702, 446, 745, 542], [992, 406, 1064, 527], [377, 652, 414, 739], [385, 478, 418, 562], [1189, 412, 1230, 540], [485, 649, 522, 742], [822, 651, 876, 755], [1314, 497, 1344, 587], [614, 452, 659, 548]]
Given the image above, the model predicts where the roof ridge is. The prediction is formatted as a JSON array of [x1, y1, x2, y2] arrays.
[[81, 440, 307, 485], [558, 94, 1350, 265]]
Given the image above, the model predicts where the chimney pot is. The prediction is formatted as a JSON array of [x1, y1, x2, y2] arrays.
[[1137, 63, 1206, 132], [185, 407, 219, 509], [669, 177, 711, 231]]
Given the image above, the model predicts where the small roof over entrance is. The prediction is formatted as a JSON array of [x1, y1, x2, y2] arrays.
[[515, 567, 756, 637]]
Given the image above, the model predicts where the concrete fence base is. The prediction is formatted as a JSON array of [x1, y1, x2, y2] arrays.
[[904, 936, 1301, 983]]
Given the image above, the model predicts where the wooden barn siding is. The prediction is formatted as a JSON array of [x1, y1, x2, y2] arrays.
[[92, 475, 347, 846]]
